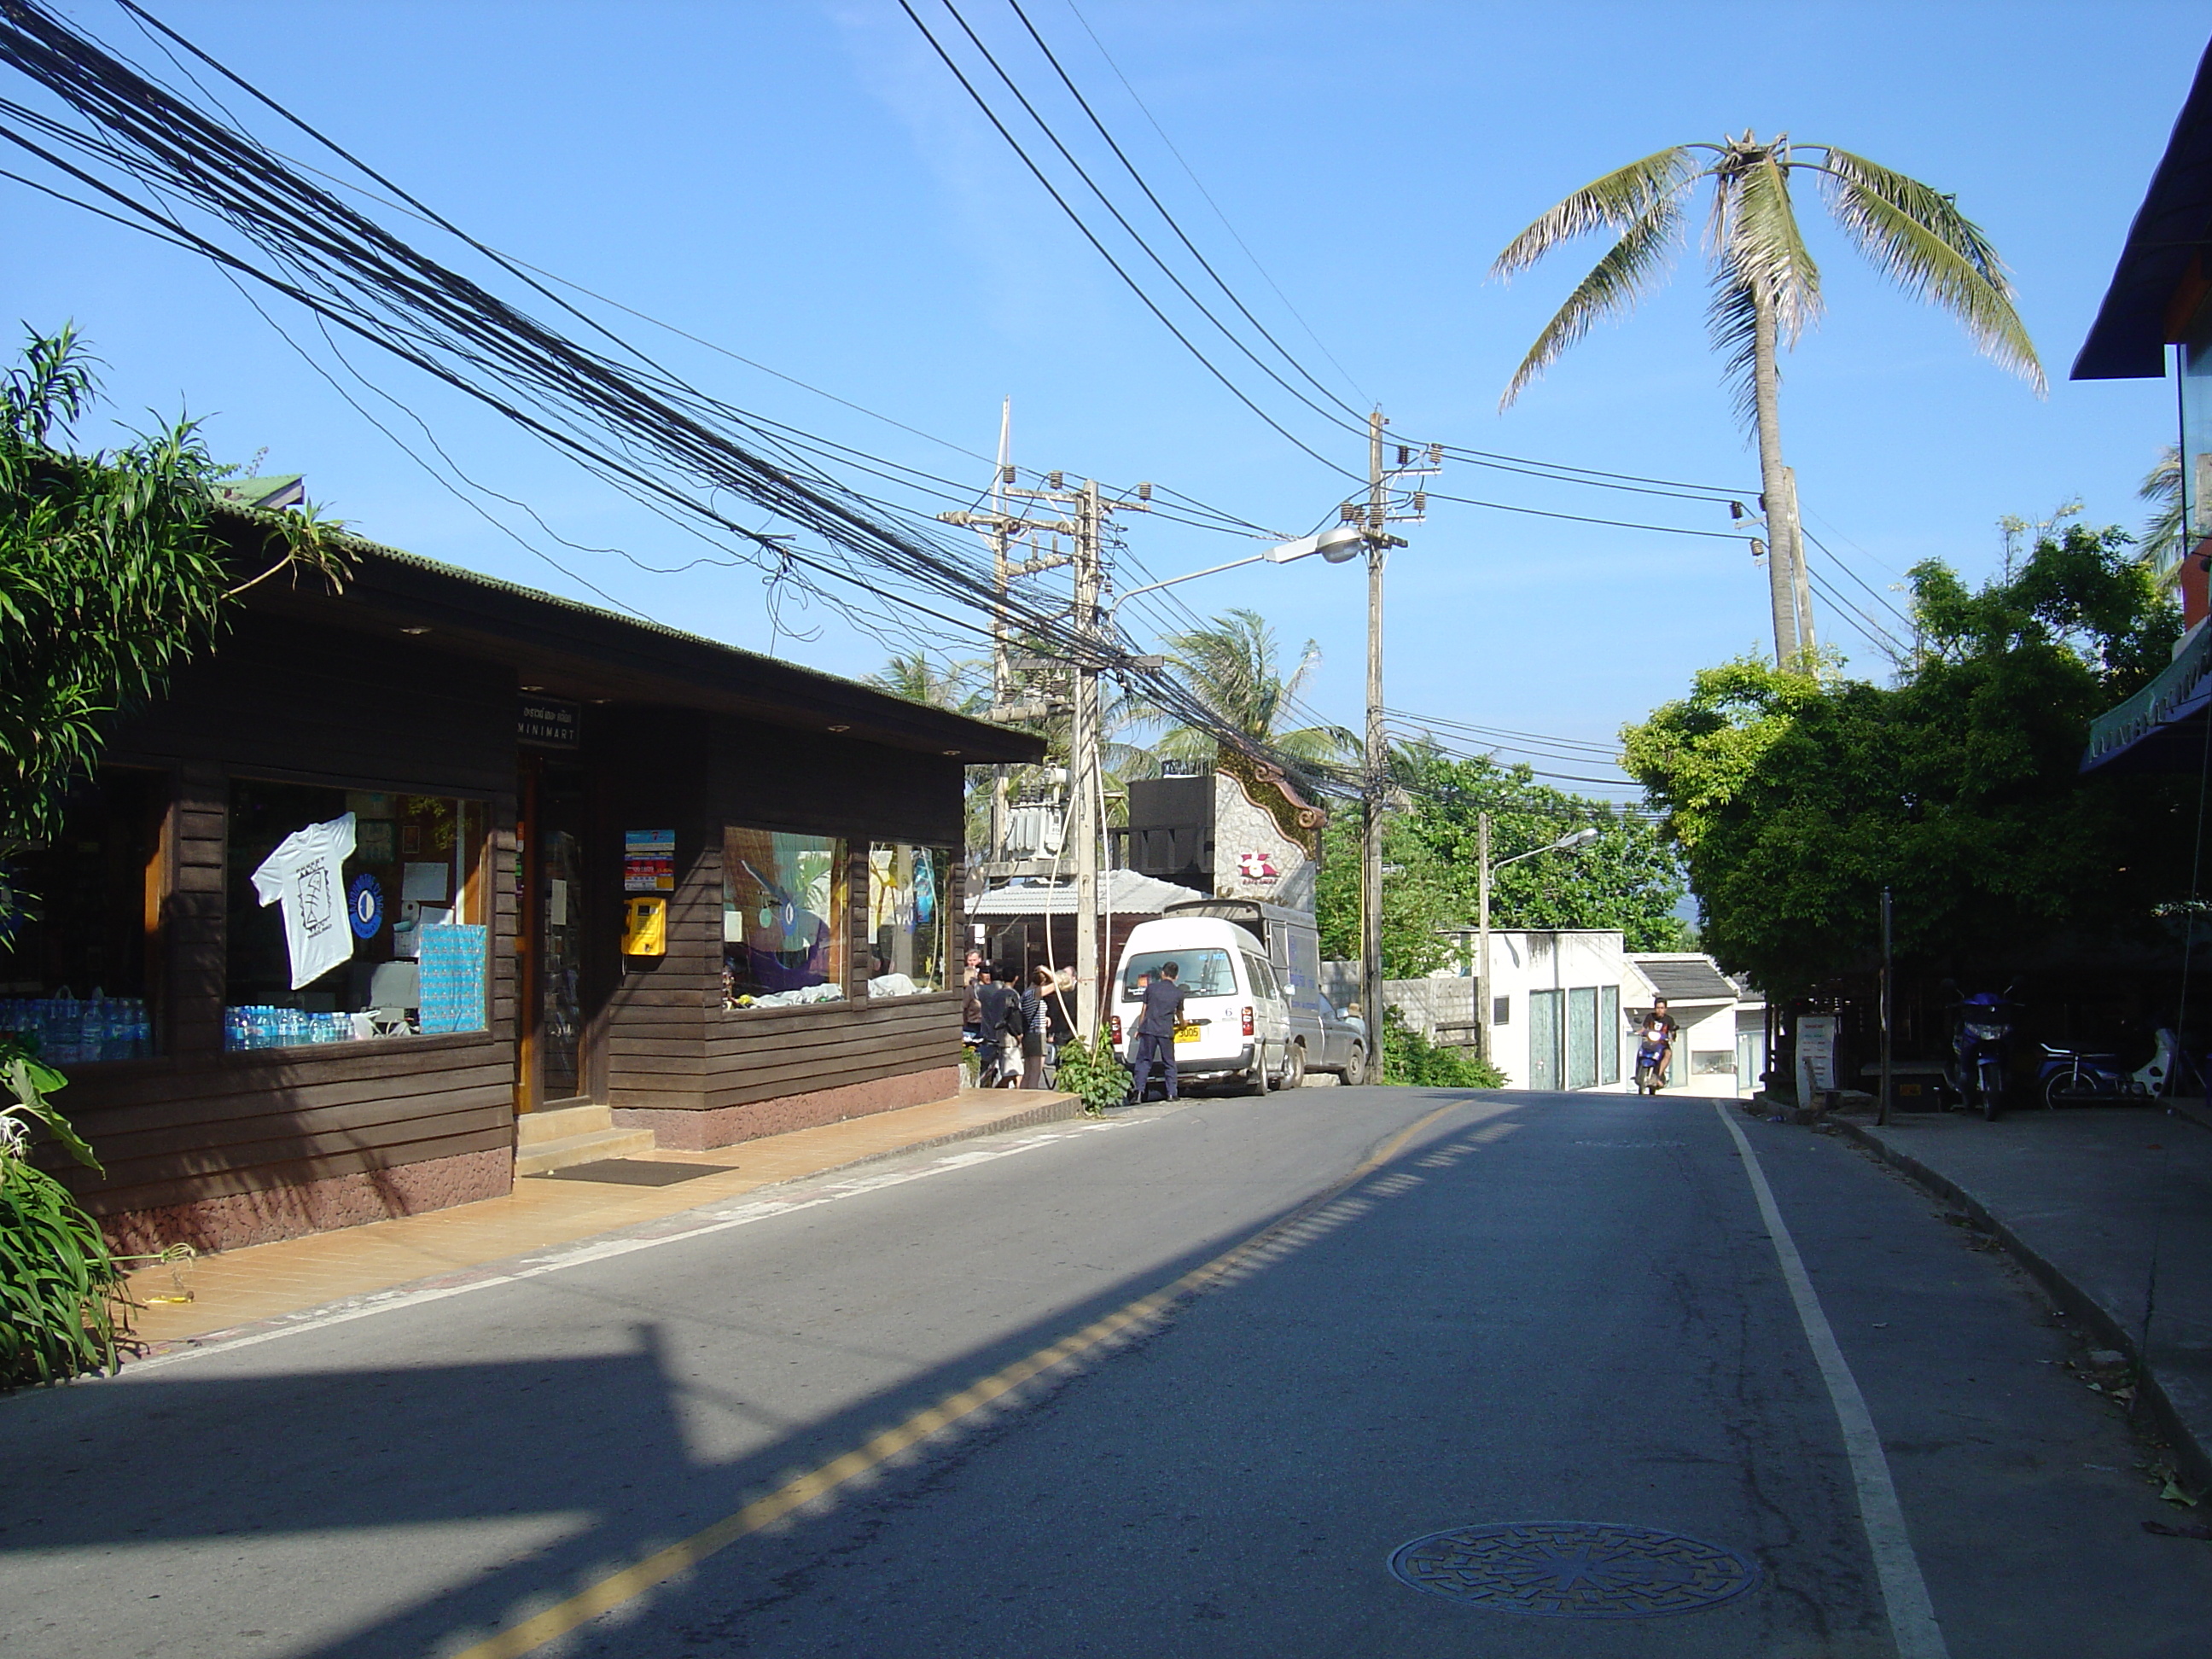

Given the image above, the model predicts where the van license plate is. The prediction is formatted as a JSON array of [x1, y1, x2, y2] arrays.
[[1173, 1022, 1202, 1044]]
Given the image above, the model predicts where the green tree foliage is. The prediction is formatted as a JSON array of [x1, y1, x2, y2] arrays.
[[2, 1038, 125, 1386], [1317, 746, 1687, 976], [1378, 1008, 1505, 1089], [1142, 608, 1357, 772], [1622, 521, 2186, 996], [1, 327, 344, 883]]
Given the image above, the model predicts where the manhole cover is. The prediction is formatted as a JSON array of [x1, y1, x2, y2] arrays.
[[1388, 1522, 1758, 1618]]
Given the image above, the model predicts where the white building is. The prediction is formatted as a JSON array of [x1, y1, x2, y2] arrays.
[[1423, 928, 1767, 1097]]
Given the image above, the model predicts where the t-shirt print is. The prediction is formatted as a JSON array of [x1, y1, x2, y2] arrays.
[[252, 812, 358, 990]]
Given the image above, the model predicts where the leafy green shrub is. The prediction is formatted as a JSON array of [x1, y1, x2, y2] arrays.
[[1379, 1007, 1505, 1090], [2, 1042, 125, 1388], [1052, 1029, 1132, 1115]]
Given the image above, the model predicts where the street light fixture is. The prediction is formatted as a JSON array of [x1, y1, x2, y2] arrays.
[[1476, 821, 1602, 1062], [1104, 522, 1363, 622]]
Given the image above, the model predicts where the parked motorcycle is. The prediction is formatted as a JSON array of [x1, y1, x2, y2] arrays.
[[2038, 1041, 2147, 1110], [1947, 991, 2017, 1121]]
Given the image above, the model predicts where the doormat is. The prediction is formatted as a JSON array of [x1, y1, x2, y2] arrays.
[[533, 1159, 726, 1186]]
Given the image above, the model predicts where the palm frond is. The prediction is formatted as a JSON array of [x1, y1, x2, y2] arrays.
[[1492, 148, 1701, 277], [1814, 147, 2046, 394], [1499, 190, 1688, 410], [2139, 443, 2186, 580], [1720, 149, 1822, 344], [1704, 263, 1763, 430]]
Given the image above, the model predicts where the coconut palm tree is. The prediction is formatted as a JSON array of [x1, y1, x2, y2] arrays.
[[1493, 134, 2044, 666], [2139, 445, 2185, 583], [1144, 608, 1357, 773], [865, 649, 987, 713]]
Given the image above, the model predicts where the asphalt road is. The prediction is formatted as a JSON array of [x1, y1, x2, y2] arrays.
[[4, 1086, 2209, 1659]]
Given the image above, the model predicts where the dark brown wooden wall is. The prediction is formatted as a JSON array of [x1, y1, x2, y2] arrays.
[[42, 614, 521, 1217], [707, 724, 963, 846]]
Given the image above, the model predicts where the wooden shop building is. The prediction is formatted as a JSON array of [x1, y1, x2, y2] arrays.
[[4, 524, 1038, 1254]]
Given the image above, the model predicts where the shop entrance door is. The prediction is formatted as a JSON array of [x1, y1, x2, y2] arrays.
[[518, 756, 589, 1110]]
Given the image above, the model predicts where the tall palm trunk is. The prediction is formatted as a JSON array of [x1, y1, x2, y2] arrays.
[[1749, 292, 1801, 665]]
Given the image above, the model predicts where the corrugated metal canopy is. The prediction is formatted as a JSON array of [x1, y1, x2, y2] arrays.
[[1630, 954, 1740, 1004]]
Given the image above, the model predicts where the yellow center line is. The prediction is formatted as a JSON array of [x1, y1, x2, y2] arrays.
[[450, 1099, 1468, 1659]]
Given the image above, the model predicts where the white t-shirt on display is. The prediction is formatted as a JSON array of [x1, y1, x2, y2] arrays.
[[252, 812, 358, 991]]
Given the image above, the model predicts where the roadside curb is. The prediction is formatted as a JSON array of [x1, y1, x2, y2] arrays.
[[1829, 1114, 2212, 1494]]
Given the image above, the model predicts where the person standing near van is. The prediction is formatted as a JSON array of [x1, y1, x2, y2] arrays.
[[1020, 966, 1055, 1090], [1132, 960, 1186, 1102]]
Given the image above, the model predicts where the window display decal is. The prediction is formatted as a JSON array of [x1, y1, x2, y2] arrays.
[[722, 827, 847, 1005], [251, 811, 357, 990], [347, 872, 385, 939], [866, 842, 952, 995], [416, 923, 488, 1034]]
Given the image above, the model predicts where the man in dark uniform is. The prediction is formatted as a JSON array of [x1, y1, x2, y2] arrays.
[[1131, 960, 1187, 1102], [973, 964, 1021, 1087]]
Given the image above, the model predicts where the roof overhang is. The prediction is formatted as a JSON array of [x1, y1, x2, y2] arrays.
[[2073, 37, 2212, 381], [233, 530, 1044, 764]]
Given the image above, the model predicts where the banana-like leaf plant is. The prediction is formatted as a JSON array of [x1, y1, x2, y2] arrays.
[[1493, 134, 2045, 667]]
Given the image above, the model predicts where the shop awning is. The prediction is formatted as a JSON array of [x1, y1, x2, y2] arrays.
[[969, 870, 1206, 916], [2073, 37, 2212, 381], [2082, 621, 2212, 772]]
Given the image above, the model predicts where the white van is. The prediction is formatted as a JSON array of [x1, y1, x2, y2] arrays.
[[1110, 913, 1299, 1094]]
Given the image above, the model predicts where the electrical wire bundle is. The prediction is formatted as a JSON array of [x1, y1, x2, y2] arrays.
[[0, 0, 1305, 778]]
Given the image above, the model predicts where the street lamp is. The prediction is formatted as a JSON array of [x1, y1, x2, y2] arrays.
[[1104, 522, 1364, 623], [1476, 823, 1600, 1062]]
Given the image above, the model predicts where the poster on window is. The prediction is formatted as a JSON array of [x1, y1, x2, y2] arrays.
[[624, 829, 676, 893]]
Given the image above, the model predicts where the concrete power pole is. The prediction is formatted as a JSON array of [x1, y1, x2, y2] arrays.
[[1354, 413, 1436, 1050], [988, 399, 1013, 864], [1360, 410, 1388, 1048], [1782, 463, 1817, 658], [1071, 478, 1104, 1041], [1476, 810, 1493, 1063]]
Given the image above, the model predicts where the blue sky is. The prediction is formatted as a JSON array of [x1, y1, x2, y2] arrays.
[[5, 1, 2206, 792]]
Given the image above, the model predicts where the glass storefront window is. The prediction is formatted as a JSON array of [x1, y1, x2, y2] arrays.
[[0, 767, 165, 1062], [2181, 313, 2212, 552], [865, 843, 952, 996], [225, 782, 486, 1049], [722, 827, 847, 1006]]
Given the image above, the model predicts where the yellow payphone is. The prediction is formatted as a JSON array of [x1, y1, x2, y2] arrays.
[[621, 895, 667, 957]]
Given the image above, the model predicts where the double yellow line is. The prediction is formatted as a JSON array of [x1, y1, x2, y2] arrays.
[[453, 1100, 1466, 1658]]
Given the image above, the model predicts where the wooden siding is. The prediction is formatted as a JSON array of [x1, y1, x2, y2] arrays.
[[38, 610, 524, 1218], [608, 991, 963, 1114]]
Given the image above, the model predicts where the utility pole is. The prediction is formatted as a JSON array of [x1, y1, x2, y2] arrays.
[[988, 400, 1012, 864], [1361, 410, 1388, 1045], [1877, 885, 1894, 1127], [1071, 477, 1103, 1042], [1353, 412, 1435, 1045], [1476, 811, 1493, 1063], [1783, 463, 1817, 658]]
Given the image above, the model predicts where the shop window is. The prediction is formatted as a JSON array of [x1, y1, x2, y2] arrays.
[[1567, 986, 1598, 1090], [0, 768, 165, 1062], [225, 782, 486, 1049], [1598, 985, 1621, 1086], [722, 827, 847, 1007], [1528, 989, 1561, 1091], [865, 842, 951, 995]]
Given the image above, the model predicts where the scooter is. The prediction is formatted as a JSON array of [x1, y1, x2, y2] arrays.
[[2036, 1041, 2141, 1110], [1947, 991, 2017, 1121]]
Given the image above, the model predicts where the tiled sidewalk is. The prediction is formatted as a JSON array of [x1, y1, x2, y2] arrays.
[[120, 1089, 1079, 1349]]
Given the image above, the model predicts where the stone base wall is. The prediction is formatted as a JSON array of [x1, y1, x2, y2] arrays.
[[614, 1065, 962, 1151], [98, 1145, 514, 1258]]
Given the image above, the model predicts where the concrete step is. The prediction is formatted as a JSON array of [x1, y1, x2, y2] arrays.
[[517, 1103, 614, 1149], [515, 1126, 657, 1178]]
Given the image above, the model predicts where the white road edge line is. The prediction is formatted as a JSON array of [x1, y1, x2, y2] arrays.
[[1714, 1103, 1948, 1659], [123, 1124, 1122, 1376]]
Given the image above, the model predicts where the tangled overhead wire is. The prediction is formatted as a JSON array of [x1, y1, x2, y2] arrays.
[[0, 0, 1304, 777]]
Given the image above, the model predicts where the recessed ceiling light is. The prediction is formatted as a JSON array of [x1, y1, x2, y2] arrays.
[[401, 626, 431, 636], [827, 724, 849, 732], [942, 749, 962, 757], [521, 684, 546, 692]]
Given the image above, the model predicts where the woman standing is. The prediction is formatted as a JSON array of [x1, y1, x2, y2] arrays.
[[1020, 966, 1055, 1090]]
